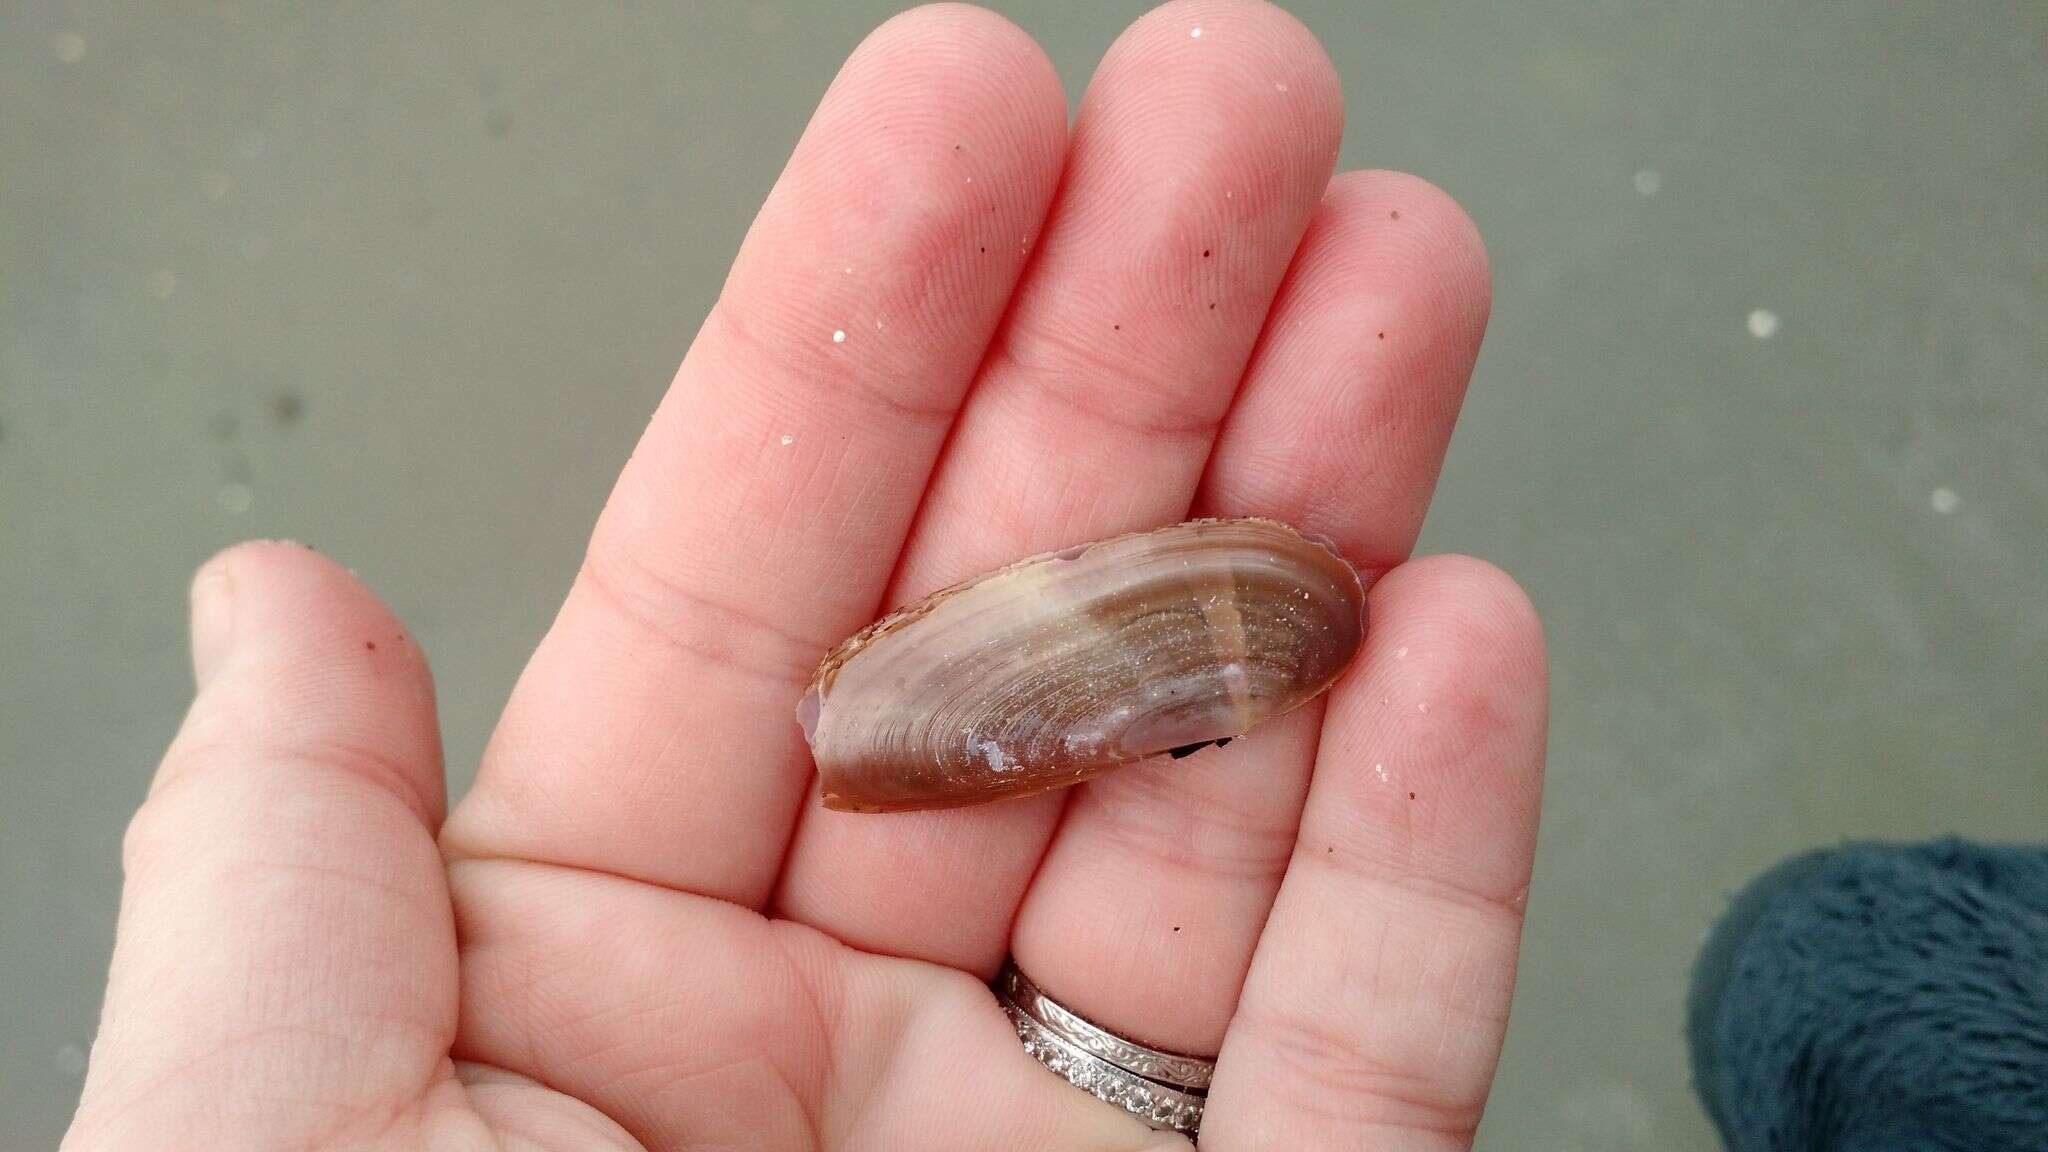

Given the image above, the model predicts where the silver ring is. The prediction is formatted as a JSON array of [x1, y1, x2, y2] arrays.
[[998, 996, 1207, 1135], [998, 962, 1215, 1091], [994, 959, 1214, 1136]]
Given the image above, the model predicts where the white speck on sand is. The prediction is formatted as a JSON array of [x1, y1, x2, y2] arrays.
[[215, 483, 253, 515], [874, 318, 884, 331], [1417, 702, 1431, 715], [1190, 26, 1203, 38], [1930, 487, 1960, 514], [53, 1043, 87, 1075], [842, 265, 853, 274], [146, 269, 178, 300], [201, 170, 233, 200], [1274, 81, 1288, 92], [831, 329, 846, 344], [964, 176, 973, 184], [1746, 309, 1780, 340], [1633, 168, 1662, 196], [779, 434, 795, 447], [53, 32, 87, 63], [1373, 763, 1388, 783], [1395, 646, 1409, 659]]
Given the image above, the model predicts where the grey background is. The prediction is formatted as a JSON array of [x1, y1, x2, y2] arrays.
[[4, 1, 2044, 1147]]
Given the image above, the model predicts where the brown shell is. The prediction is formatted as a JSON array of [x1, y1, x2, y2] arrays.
[[799, 518, 1366, 812]]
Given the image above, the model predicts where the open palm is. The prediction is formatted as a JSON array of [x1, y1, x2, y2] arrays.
[[66, 4, 1546, 1149]]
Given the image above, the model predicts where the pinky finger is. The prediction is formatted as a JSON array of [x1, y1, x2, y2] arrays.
[[1203, 555, 1547, 1151]]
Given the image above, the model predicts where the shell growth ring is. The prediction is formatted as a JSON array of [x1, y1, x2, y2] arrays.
[[802, 517, 1367, 813]]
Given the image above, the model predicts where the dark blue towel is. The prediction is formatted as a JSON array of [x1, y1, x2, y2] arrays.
[[1688, 838, 2048, 1151]]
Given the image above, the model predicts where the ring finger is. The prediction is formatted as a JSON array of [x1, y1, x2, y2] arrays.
[[1008, 169, 1494, 1055]]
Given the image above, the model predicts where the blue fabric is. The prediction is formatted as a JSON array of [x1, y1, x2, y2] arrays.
[[1688, 838, 2048, 1152]]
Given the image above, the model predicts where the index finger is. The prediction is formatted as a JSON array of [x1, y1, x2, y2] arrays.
[[441, 5, 1069, 906]]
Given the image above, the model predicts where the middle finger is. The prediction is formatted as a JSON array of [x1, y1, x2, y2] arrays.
[[772, 0, 1344, 972]]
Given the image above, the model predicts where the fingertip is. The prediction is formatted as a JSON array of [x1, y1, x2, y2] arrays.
[[1375, 553, 1543, 661], [188, 541, 329, 686], [1335, 553, 1548, 854], [1363, 555, 1547, 741], [187, 550, 238, 689], [1197, 171, 1494, 571], [191, 540, 428, 676], [166, 541, 442, 819], [191, 539, 340, 603], [712, 0, 1069, 424], [832, 2, 1067, 164], [1113, 0, 1343, 120], [1315, 169, 1491, 337], [1089, 0, 1343, 196], [851, 1, 1070, 212], [864, 3, 1063, 96]]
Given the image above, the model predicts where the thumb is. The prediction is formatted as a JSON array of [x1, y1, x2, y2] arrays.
[[66, 542, 454, 1151]]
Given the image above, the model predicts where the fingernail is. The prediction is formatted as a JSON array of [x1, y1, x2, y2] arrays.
[[189, 555, 237, 688]]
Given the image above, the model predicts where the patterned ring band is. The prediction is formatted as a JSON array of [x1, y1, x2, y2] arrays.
[[998, 960, 1216, 1091], [997, 994, 1206, 1135]]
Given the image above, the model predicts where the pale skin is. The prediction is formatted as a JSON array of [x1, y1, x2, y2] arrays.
[[65, 4, 1547, 1150]]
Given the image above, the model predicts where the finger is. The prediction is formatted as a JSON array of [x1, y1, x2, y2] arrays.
[[1199, 171, 1492, 572], [442, 5, 1069, 907], [1203, 557, 1547, 1151], [1008, 171, 1491, 1053], [66, 543, 452, 1150], [773, 0, 1345, 973]]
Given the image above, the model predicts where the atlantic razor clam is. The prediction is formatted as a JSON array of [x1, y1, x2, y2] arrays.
[[799, 518, 1367, 813]]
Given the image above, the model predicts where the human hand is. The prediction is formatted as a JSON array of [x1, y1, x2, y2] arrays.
[[64, 4, 1545, 1149]]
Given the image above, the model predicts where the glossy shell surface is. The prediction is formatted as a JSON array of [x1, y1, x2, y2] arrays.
[[800, 518, 1366, 812]]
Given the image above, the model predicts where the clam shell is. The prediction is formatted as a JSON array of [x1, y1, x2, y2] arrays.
[[800, 518, 1366, 813]]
